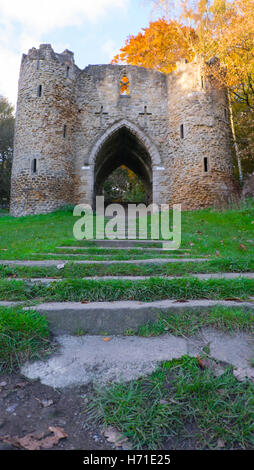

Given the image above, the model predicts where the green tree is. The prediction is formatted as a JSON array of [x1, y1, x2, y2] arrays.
[[103, 166, 147, 203], [0, 96, 14, 206]]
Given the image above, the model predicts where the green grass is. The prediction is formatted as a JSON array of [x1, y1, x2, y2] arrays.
[[86, 356, 254, 449], [0, 258, 254, 279], [1, 201, 254, 261], [132, 306, 254, 337], [0, 306, 51, 372], [0, 277, 254, 302]]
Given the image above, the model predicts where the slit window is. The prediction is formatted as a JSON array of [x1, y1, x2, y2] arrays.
[[224, 108, 228, 120], [180, 124, 184, 139], [36, 59, 40, 70], [31, 158, 37, 174], [37, 84, 42, 97], [66, 66, 70, 78], [63, 125, 67, 138], [204, 157, 208, 172], [201, 75, 204, 89], [120, 76, 130, 95]]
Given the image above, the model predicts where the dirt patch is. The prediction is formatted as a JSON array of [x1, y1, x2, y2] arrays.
[[0, 372, 112, 451]]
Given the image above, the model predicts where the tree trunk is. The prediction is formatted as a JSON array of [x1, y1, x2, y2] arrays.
[[228, 89, 243, 184]]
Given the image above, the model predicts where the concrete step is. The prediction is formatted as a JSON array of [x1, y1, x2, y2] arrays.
[[56, 246, 190, 252], [41, 252, 194, 258], [21, 329, 254, 388], [66, 239, 172, 248], [16, 299, 254, 335], [0, 258, 210, 266], [6, 273, 254, 283]]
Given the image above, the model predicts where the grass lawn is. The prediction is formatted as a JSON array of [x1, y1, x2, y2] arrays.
[[0, 306, 52, 372], [0, 201, 254, 261], [0, 202, 254, 451], [87, 356, 254, 449], [1, 277, 254, 301], [1, 258, 254, 278], [126, 305, 254, 336]]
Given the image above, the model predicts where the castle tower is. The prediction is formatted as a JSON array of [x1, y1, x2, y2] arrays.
[[10, 44, 78, 216], [166, 57, 237, 209]]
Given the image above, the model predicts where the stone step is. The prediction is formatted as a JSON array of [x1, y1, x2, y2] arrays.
[[57, 246, 190, 252], [0, 258, 210, 266], [21, 329, 254, 388], [16, 299, 254, 335], [65, 239, 172, 248], [41, 252, 193, 258], [6, 273, 254, 283]]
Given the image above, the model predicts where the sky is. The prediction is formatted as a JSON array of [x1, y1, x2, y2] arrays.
[[0, 0, 159, 106]]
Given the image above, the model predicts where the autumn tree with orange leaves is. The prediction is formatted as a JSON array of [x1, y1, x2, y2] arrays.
[[112, 18, 196, 74], [113, 0, 254, 180]]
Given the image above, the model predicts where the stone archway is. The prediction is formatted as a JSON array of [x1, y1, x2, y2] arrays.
[[88, 119, 162, 207]]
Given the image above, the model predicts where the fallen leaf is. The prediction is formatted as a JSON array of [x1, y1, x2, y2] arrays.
[[233, 367, 254, 382], [213, 366, 226, 377], [240, 244, 246, 250], [0, 426, 67, 450], [217, 439, 225, 448], [41, 427, 68, 449], [57, 263, 65, 270], [81, 299, 89, 304], [103, 337, 111, 342], [104, 426, 130, 448], [35, 398, 54, 408], [223, 297, 243, 302], [173, 299, 189, 303], [15, 382, 27, 389], [197, 355, 205, 370]]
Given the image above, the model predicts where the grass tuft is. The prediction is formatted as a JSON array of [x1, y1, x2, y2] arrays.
[[1, 277, 254, 301], [86, 356, 254, 449], [0, 306, 51, 372], [135, 306, 254, 337]]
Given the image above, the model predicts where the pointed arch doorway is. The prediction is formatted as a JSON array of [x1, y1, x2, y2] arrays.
[[88, 120, 162, 208]]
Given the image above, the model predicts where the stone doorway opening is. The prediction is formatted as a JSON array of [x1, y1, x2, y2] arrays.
[[93, 126, 153, 208], [102, 165, 147, 206]]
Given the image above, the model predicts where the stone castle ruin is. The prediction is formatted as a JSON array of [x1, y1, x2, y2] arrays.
[[10, 44, 237, 216]]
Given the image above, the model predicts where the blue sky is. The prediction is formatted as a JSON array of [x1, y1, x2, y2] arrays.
[[0, 0, 160, 105]]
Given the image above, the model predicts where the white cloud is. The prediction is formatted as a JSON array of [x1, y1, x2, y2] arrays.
[[0, 0, 127, 33], [0, 45, 19, 106], [0, 0, 128, 105], [101, 39, 120, 61]]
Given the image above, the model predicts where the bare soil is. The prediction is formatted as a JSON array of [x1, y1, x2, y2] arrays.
[[0, 372, 112, 451]]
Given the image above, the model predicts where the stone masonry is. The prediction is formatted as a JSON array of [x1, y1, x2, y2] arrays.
[[10, 44, 237, 216]]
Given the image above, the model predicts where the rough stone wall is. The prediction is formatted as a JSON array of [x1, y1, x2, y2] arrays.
[[73, 64, 169, 206], [10, 45, 238, 216], [166, 58, 237, 209], [10, 44, 78, 216]]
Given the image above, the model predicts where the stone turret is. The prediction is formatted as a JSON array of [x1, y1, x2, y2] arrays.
[[166, 56, 236, 208], [10, 44, 78, 216]]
